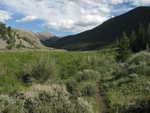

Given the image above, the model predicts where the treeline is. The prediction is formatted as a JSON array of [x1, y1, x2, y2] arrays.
[[116, 24, 150, 61]]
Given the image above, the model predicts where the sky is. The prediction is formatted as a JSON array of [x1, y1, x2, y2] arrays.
[[0, 0, 150, 36]]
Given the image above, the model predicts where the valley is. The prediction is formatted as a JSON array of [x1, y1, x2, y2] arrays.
[[0, 6, 150, 113]]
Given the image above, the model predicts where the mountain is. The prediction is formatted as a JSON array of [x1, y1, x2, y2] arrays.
[[0, 23, 38, 49], [13, 28, 43, 48], [0, 23, 56, 49], [48, 6, 150, 50], [14, 28, 60, 49], [36, 30, 54, 40], [37, 30, 60, 46]]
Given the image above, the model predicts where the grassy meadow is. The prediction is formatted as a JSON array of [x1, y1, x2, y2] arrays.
[[0, 49, 149, 113]]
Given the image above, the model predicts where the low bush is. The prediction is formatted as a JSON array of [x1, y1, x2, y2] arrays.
[[75, 69, 100, 82], [65, 78, 79, 95], [0, 95, 24, 113], [19, 57, 57, 83], [80, 55, 117, 74], [81, 83, 97, 97], [0, 84, 94, 113], [127, 51, 150, 76], [127, 51, 150, 65]]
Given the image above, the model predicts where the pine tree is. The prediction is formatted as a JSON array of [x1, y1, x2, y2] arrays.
[[138, 24, 146, 50], [130, 30, 137, 51], [147, 24, 150, 51], [116, 32, 131, 61]]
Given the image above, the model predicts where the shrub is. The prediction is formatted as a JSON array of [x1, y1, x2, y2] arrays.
[[19, 57, 57, 83], [75, 69, 100, 82], [81, 83, 96, 96], [80, 55, 117, 74], [15, 84, 94, 113], [113, 63, 129, 78], [108, 98, 150, 113], [0, 95, 24, 113], [65, 78, 79, 95], [0, 84, 94, 113], [122, 98, 150, 113], [127, 51, 150, 75], [127, 51, 150, 65]]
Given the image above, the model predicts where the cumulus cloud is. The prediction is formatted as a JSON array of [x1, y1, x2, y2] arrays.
[[0, 10, 12, 22], [0, 0, 148, 32], [16, 16, 38, 22]]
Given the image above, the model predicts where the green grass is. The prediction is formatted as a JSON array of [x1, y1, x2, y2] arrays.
[[0, 75, 27, 94], [0, 50, 103, 93], [0, 50, 149, 113]]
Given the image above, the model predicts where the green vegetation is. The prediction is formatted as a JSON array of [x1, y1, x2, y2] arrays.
[[0, 22, 16, 49], [0, 49, 149, 113], [21, 36, 37, 48], [116, 32, 131, 61], [100, 51, 150, 113], [116, 24, 150, 61], [0, 23, 38, 49]]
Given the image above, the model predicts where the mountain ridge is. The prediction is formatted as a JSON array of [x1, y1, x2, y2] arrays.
[[0, 23, 58, 49], [47, 6, 150, 50]]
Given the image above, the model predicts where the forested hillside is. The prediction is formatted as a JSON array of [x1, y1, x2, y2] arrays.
[[0, 23, 41, 49], [47, 7, 150, 50]]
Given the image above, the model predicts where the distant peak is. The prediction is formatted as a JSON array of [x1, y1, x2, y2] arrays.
[[38, 30, 53, 35], [41, 30, 50, 33]]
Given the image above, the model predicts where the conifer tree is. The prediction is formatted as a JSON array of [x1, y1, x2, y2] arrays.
[[130, 30, 137, 51], [147, 24, 150, 51], [141, 24, 147, 50], [116, 32, 131, 61]]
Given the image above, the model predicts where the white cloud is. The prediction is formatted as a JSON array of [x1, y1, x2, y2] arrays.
[[1, 0, 147, 32], [141, 0, 150, 5], [16, 16, 38, 22], [0, 10, 12, 22]]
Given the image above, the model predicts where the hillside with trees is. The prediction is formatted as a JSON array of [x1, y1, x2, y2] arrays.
[[0, 23, 46, 49], [47, 6, 150, 50]]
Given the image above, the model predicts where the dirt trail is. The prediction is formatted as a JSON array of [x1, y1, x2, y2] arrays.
[[95, 81, 107, 113]]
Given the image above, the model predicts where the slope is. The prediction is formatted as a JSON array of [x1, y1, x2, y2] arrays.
[[49, 6, 150, 50]]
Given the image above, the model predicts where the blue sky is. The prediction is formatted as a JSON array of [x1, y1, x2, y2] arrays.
[[0, 0, 149, 36]]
